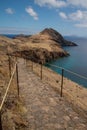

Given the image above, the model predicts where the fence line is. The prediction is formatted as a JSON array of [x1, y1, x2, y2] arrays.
[[26, 59, 87, 116], [0, 62, 17, 111], [60, 69, 64, 97], [0, 55, 19, 130], [1, 57, 87, 129], [46, 63, 87, 80], [8, 55, 12, 78], [42, 62, 87, 98], [16, 64, 19, 97]]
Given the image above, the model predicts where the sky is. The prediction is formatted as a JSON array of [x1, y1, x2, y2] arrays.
[[0, 0, 87, 36]]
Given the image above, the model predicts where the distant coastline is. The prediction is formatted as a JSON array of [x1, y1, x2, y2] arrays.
[[2, 34, 87, 40]]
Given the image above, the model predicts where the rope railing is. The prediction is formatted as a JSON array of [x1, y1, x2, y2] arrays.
[[0, 56, 19, 130], [0, 62, 17, 112]]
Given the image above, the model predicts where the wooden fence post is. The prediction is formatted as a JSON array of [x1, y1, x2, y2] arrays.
[[24, 58, 26, 65], [16, 64, 19, 97], [32, 61, 33, 71], [60, 69, 64, 97], [40, 62, 43, 80], [8, 55, 11, 78], [15, 56, 17, 62], [0, 112, 2, 130]]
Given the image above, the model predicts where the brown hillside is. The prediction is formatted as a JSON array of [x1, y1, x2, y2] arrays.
[[0, 28, 77, 63], [13, 28, 77, 63]]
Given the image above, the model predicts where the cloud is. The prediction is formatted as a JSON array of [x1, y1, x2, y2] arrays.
[[59, 10, 87, 21], [69, 10, 83, 21], [5, 8, 14, 14], [35, 0, 66, 8], [67, 0, 87, 8], [59, 12, 67, 19], [35, 0, 87, 9], [25, 7, 38, 20], [59, 10, 87, 28]]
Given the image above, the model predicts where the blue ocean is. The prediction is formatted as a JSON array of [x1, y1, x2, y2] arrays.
[[2, 34, 18, 38], [46, 37, 87, 88]]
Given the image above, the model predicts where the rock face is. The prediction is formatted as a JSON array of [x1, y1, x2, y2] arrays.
[[14, 48, 68, 64]]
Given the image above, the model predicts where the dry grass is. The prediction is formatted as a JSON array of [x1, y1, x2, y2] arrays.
[[19, 41, 64, 53]]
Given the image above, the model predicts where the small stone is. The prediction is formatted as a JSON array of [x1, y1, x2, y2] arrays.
[[55, 124, 62, 129], [42, 106, 49, 112], [64, 122, 68, 129], [72, 116, 80, 124], [74, 116, 79, 120], [76, 123, 86, 129], [68, 127, 73, 130], [49, 98, 57, 106], [63, 116, 70, 121]]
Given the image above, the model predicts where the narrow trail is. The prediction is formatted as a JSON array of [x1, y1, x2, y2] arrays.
[[18, 58, 87, 130]]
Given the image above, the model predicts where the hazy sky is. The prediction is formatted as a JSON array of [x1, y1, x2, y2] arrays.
[[0, 0, 87, 36]]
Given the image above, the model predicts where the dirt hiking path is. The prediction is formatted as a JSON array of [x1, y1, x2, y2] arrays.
[[18, 58, 87, 130]]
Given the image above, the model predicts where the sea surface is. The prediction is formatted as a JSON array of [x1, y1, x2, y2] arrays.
[[1, 34, 18, 38], [46, 37, 87, 88]]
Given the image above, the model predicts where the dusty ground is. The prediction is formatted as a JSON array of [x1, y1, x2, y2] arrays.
[[18, 58, 87, 130]]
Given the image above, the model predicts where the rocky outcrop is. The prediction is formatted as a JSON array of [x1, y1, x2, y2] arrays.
[[40, 28, 77, 46], [13, 48, 69, 64]]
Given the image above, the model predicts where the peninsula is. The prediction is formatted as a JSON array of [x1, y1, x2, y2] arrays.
[[13, 28, 77, 63], [0, 28, 77, 64]]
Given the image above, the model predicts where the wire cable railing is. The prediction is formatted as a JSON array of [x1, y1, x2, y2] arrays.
[[46, 63, 87, 81]]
